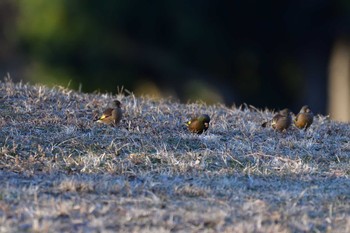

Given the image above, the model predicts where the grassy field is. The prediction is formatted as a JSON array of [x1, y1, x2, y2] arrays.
[[0, 78, 350, 232]]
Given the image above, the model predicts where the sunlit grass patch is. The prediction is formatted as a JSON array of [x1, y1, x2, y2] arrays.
[[0, 78, 350, 232]]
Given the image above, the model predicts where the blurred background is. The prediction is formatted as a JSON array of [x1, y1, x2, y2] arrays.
[[1, 1, 350, 121]]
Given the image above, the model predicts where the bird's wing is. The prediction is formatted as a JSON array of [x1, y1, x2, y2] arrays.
[[100, 108, 114, 119], [186, 118, 196, 126], [272, 114, 281, 124]]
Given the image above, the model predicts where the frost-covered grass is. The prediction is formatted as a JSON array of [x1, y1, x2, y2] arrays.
[[0, 78, 350, 232]]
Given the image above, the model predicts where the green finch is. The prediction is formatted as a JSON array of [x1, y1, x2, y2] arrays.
[[294, 105, 314, 130], [96, 100, 123, 126], [262, 108, 292, 132], [186, 114, 211, 134]]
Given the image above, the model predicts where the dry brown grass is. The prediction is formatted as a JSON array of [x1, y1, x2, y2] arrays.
[[0, 77, 350, 232]]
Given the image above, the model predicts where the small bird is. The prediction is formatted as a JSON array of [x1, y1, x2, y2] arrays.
[[186, 114, 211, 134], [262, 108, 292, 132], [96, 100, 123, 126], [294, 105, 314, 130]]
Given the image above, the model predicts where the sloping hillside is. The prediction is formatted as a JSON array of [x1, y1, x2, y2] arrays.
[[0, 79, 349, 232]]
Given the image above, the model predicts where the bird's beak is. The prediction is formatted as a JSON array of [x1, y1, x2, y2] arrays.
[[204, 123, 209, 128], [185, 121, 191, 126]]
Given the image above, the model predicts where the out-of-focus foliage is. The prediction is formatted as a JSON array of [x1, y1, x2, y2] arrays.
[[3, 1, 350, 111], [15, 1, 264, 103]]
